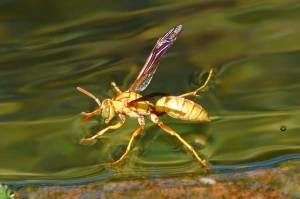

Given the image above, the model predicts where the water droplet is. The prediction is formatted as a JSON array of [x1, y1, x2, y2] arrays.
[[280, 125, 287, 132]]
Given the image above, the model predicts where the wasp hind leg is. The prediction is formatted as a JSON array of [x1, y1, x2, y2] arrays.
[[150, 114, 208, 169], [80, 114, 125, 144], [180, 68, 213, 98], [111, 116, 145, 165]]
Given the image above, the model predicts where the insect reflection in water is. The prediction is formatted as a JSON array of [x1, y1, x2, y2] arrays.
[[77, 25, 213, 170]]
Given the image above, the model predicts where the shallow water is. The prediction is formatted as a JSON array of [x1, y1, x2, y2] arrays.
[[0, 0, 300, 184]]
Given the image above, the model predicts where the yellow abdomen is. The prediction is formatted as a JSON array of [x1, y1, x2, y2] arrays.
[[155, 96, 210, 122]]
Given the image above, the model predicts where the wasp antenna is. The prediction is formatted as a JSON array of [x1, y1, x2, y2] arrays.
[[76, 86, 101, 107]]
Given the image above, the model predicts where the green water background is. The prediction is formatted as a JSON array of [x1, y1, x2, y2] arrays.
[[0, 0, 300, 184]]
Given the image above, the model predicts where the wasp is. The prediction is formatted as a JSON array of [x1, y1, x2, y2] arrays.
[[77, 25, 213, 169]]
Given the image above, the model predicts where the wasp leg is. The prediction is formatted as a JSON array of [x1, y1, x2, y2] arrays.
[[81, 110, 98, 117], [80, 110, 99, 124], [80, 114, 125, 143], [150, 114, 208, 169], [180, 68, 213, 98], [111, 116, 145, 165], [111, 82, 122, 94]]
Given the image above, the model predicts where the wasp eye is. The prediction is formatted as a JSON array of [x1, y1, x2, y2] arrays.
[[101, 105, 110, 119]]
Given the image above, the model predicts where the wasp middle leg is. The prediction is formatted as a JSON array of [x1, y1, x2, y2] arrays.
[[80, 114, 125, 144], [180, 68, 214, 98], [111, 116, 145, 165], [150, 114, 208, 169]]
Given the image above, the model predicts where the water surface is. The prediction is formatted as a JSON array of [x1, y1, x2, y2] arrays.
[[0, 0, 300, 184]]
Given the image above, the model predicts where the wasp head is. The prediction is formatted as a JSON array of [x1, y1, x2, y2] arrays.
[[100, 99, 115, 124]]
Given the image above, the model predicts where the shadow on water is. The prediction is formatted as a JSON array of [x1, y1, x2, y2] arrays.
[[0, 0, 300, 184]]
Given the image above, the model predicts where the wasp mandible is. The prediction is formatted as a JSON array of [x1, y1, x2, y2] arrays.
[[77, 25, 213, 169]]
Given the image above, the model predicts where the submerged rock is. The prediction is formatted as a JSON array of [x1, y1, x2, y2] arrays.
[[14, 162, 300, 199]]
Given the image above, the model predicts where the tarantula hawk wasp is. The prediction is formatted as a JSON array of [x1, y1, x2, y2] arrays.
[[77, 25, 213, 169]]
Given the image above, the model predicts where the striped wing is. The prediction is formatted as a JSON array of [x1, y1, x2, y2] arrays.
[[128, 25, 183, 92]]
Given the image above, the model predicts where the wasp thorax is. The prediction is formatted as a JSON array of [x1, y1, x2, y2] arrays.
[[100, 99, 115, 124]]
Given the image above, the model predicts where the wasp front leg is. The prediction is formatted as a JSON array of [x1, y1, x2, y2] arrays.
[[80, 110, 100, 124], [180, 68, 214, 98], [80, 114, 125, 144], [111, 82, 122, 94], [150, 114, 208, 169], [81, 110, 98, 116], [111, 116, 145, 165]]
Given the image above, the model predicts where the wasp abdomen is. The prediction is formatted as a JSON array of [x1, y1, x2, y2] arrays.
[[155, 96, 210, 122]]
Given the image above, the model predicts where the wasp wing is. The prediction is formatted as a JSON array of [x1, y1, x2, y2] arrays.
[[127, 92, 168, 106], [128, 25, 183, 92]]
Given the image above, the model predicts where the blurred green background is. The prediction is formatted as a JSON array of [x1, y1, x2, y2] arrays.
[[0, 0, 300, 183]]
